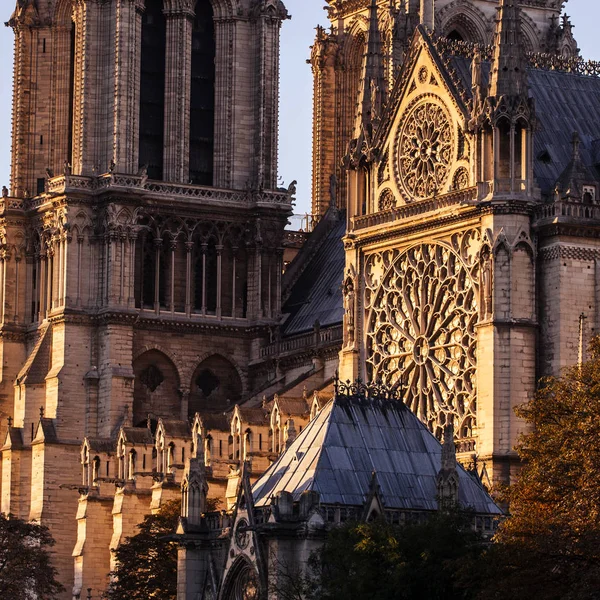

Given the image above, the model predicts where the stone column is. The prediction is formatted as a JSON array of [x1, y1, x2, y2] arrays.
[[163, 0, 195, 183], [113, 0, 145, 173]]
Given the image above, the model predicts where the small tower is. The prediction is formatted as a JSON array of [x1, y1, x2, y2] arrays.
[[436, 422, 459, 510], [472, 0, 535, 201], [345, 0, 387, 219]]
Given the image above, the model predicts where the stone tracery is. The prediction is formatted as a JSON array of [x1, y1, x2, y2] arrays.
[[365, 242, 479, 441], [397, 100, 454, 201]]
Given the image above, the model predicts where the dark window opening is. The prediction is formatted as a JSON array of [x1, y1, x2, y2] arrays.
[[196, 369, 220, 397], [36, 178, 45, 195], [135, 233, 166, 309], [139, 0, 166, 180], [189, 2, 215, 185], [447, 30, 464, 42]]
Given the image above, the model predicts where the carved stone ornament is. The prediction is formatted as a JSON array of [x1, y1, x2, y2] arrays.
[[397, 100, 454, 201], [365, 241, 479, 440], [235, 518, 250, 550]]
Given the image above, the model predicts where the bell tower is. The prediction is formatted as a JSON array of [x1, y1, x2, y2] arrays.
[[1, 1, 292, 596]]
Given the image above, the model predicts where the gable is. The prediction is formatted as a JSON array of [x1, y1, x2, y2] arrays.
[[375, 29, 473, 210]]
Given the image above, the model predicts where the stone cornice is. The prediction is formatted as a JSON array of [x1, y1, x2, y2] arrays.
[[538, 244, 600, 263]]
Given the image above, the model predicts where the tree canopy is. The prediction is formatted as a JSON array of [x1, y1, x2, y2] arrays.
[[104, 500, 180, 600], [473, 338, 600, 600], [269, 510, 485, 600], [0, 513, 64, 600]]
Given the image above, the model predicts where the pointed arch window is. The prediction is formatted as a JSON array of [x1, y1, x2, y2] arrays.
[[189, 2, 215, 185], [139, 0, 166, 180]]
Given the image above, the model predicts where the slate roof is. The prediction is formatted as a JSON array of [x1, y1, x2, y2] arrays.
[[122, 427, 154, 445], [237, 406, 269, 426], [159, 419, 191, 438], [281, 213, 346, 336], [252, 396, 500, 515], [86, 438, 116, 454], [275, 397, 310, 416], [198, 412, 231, 432], [451, 56, 600, 195]]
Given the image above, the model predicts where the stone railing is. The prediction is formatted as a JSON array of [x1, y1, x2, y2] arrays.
[[0, 196, 25, 212], [352, 187, 477, 231], [26, 173, 292, 210], [534, 199, 600, 222], [259, 324, 343, 359], [434, 36, 600, 78]]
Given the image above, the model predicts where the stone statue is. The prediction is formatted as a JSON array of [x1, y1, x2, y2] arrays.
[[370, 79, 380, 121], [287, 180, 297, 197], [343, 277, 356, 347], [481, 248, 493, 319]]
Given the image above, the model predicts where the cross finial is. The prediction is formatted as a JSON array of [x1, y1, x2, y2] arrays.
[[39, 406, 45, 419]]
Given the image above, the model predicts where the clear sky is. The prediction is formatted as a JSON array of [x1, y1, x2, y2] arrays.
[[0, 1, 597, 216]]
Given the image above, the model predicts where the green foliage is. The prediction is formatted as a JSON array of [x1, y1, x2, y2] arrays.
[[305, 511, 484, 600], [105, 497, 220, 600], [104, 500, 180, 600], [473, 337, 600, 600], [0, 512, 64, 600]]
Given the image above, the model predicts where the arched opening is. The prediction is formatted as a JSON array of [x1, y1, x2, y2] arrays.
[[189, 1, 216, 185], [139, 0, 166, 180], [447, 30, 464, 42], [133, 350, 180, 425], [223, 559, 260, 600], [52, 1, 77, 174], [189, 355, 242, 415], [135, 231, 167, 310]]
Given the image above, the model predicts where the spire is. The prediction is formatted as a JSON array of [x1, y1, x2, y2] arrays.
[[420, 0, 434, 31], [556, 131, 594, 201], [353, 0, 385, 139], [489, 0, 528, 98]]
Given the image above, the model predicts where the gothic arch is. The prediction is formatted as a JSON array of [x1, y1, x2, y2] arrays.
[[53, 0, 73, 25], [221, 557, 260, 600], [208, 0, 239, 20], [436, 2, 489, 45], [133, 349, 182, 425], [188, 354, 243, 416], [519, 11, 540, 53]]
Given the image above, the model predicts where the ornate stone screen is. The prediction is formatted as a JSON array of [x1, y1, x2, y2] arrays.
[[395, 98, 454, 201], [365, 240, 479, 442]]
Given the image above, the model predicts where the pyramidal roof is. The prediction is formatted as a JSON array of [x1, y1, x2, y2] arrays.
[[252, 396, 500, 515]]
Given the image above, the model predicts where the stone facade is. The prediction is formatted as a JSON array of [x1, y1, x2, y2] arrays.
[[0, 0, 295, 597], [309, 0, 577, 217], [2, 0, 600, 599]]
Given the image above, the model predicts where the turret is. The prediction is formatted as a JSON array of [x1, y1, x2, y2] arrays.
[[471, 0, 535, 201], [344, 0, 387, 219]]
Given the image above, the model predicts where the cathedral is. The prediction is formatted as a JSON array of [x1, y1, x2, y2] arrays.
[[0, 0, 598, 598]]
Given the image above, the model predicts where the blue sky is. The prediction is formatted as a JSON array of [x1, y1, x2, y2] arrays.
[[0, 1, 597, 215]]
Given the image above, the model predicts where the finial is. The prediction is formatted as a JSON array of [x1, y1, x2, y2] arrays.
[[7, 416, 12, 428], [87, 588, 92, 600], [489, 0, 528, 99], [39, 406, 45, 419], [572, 131, 581, 160]]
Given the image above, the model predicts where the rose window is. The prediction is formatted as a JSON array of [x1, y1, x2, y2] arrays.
[[365, 243, 478, 441], [398, 101, 453, 200]]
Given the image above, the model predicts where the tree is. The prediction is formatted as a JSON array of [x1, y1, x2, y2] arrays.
[[105, 497, 220, 600], [474, 337, 600, 600], [104, 500, 180, 600], [0, 513, 64, 600], [284, 510, 485, 600]]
